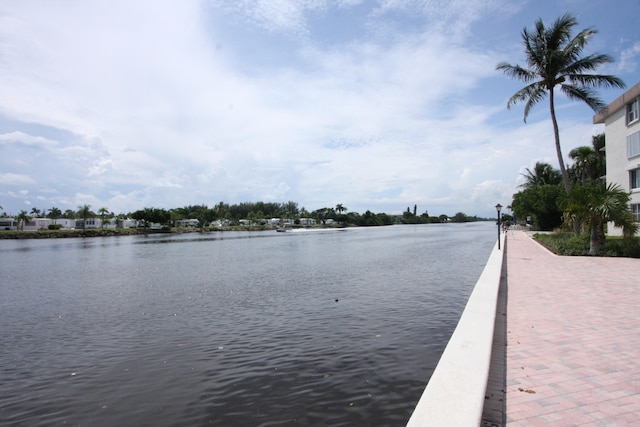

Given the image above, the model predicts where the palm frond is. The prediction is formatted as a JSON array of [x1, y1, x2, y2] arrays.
[[563, 27, 596, 62], [496, 63, 536, 82], [546, 14, 577, 50], [560, 84, 604, 111], [563, 53, 615, 75], [523, 86, 547, 121], [505, 82, 546, 121], [566, 73, 626, 90]]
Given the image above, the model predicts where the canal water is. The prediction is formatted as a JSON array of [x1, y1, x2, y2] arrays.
[[0, 223, 495, 426]]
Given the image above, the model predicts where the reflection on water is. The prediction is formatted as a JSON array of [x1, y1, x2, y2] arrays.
[[0, 223, 494, 426]]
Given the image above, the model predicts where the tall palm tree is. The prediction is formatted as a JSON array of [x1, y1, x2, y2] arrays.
[[497, 14, 625, 194], [520, 161, 562, 189]]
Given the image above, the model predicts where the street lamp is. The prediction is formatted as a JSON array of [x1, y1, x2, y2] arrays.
[[496, 203, 502, 250]]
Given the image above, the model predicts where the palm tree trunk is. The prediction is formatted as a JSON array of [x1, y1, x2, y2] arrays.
[[549, 90, 571, 195], [589, 216, 600, 255], [550, 89, 580, 234]]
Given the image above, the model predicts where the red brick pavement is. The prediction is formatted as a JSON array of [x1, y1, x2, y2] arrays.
[[505, 230, 640, 426]]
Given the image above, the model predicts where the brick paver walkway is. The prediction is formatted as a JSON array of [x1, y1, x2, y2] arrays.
[[506, 231, 640, 426]]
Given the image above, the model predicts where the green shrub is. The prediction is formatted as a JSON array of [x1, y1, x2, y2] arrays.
[[48, 224, 63, 230], [534, 232, 640, 257], [602, 238, 640, 258]]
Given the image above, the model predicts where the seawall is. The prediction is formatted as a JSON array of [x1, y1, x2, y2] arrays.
[[406, 232, 506, 426]]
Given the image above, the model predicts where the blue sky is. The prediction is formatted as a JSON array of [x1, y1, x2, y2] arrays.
[[1, 0, 639, 218]]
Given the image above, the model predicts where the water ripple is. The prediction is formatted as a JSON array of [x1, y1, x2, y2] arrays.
[[0, 223, 495, 426]]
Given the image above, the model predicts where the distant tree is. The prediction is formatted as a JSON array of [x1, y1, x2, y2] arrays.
[[282, 201, 299, 217], [77, 204, 92, 229], [97, 207, 110, 229], [438, 214, 449, 223], [312, 207, 334, 225], [63, 209, 76, 219], [16, 210, 31, 231], [452, 212, 468, 223], [511, 184, 564, 230], [30, 207, 41, 217], [354, 211, 393, 226], [131, 207, 171, 228], [47, 207, 62, 225], [497, 13, 625, 195]]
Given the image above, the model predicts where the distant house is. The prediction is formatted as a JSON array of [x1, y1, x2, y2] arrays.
[[175, 219, 200, 227], [54, 219, 77, 229], [0, 218, 17, 230], [593, 81, 640, 236], [298, 217, 316, 226], [24, 218, 51, 230], [117, 218, 138, 228]]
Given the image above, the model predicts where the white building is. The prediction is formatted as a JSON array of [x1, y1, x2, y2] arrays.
[[298, 217, 316, 226], [594, 81, 640, 236], [175, 219, 200, 227]]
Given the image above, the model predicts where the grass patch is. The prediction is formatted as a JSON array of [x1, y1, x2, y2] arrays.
[[534, 232, 640, 257]]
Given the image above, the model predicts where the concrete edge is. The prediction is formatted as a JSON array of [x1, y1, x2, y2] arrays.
[[406, 233, 506, 427]]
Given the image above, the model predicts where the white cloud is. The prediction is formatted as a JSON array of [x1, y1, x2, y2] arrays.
[[0, 131, 58, 147], [0, 0, 633, 217], [619, 41, 640, 73], [0, 173, 36, 186]]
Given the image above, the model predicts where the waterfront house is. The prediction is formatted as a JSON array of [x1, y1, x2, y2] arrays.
[[0, 218, 17, 230], [594, 81, 640, 236], [175, 218, 200, 227]]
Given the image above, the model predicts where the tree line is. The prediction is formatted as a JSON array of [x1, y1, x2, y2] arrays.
[[5, 200, 484, 230]]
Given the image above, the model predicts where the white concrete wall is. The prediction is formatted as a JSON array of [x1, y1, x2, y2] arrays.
[[406, 232, 505, 427], [604, 88, 640, 236]]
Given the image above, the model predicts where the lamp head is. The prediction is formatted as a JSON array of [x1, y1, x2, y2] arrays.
[[495, 203, 502, 213]]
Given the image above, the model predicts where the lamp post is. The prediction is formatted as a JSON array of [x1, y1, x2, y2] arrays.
[[496, 203, 502, 250]]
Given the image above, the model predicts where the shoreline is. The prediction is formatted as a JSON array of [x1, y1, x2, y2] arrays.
[[0, 224, 351, 239]]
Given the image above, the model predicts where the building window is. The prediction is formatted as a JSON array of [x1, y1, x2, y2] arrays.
[[628, 131, 640, 158], [628, 97, 639, 125], [631, 204, 640, 222], [631, 168, 640, 190]]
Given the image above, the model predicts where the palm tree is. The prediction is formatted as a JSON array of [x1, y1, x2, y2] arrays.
[[77, 204, 92, 229], [97, 207, 110, 229], [497, 14, 625, 194], [335, 204, 347, 214], [16, 210, 31, 231], [564, 183, 637, 255], [520, 161, 562, 189], [568, 134, 606, 184], [48, 207, 62, 225]]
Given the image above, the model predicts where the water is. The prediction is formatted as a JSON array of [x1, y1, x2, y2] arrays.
[[0, 223, 495, 426]]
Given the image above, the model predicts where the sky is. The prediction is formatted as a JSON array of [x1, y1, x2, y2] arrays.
[[1, 0, 639, 218]]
